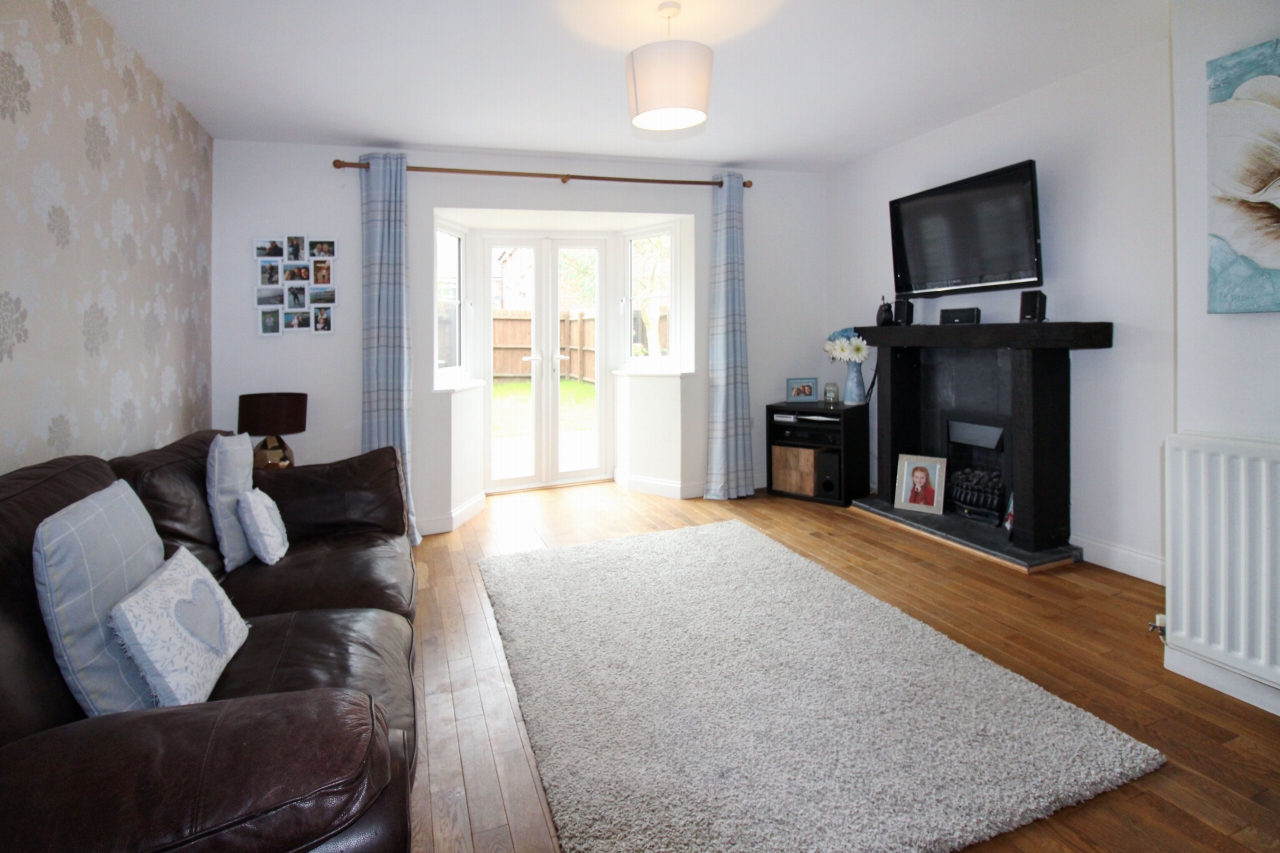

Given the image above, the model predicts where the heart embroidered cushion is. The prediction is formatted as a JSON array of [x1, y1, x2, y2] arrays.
[[110, 546, 250, 706], [236, 488, 289, 565], [32, 479, 165, 716], [206, 433, 255, 571]]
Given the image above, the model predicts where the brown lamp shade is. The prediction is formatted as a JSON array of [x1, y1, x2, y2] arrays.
[[238, 393, 307, 436]]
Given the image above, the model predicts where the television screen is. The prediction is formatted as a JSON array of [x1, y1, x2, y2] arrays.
[[890, 161, 1041, 298]]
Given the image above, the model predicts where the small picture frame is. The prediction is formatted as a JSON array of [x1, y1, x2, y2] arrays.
[[254, 238, 285, 258], [286, 235, 307, 262], [286, 285, 308, 310], [258, 259, 280, 286], [894, 454, 947, 515], [282, 262, 310, 282], [308, 239, 336, 259], [259, 308, 282, 336], [283, 310, 311, 331], [786, 378, 819, 402], [256, 287, 284, 306], [312, 306, 333, 334], [308, 285, 336, 305], [312, 259, 332, 285]]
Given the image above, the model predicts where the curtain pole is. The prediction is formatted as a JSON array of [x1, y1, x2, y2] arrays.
[[332, 159, 752, 188]]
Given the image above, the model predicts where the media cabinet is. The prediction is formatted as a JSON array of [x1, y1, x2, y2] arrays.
[[852, 321, 1112, 571]]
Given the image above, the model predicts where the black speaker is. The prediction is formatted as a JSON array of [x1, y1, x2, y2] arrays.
[[893, 298, 914, 326], [940, 307, 981, 325], [1020, 290, 1046, 322], [816, 449, 841, 499]]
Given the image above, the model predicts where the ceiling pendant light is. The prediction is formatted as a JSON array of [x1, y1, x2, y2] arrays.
[[625, 2, 713, 131]]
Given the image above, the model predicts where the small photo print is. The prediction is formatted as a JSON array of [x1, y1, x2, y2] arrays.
[[282, 262, 310, 282], [283, 310, 311, 330], [254, 238, 285, 258], [260, 308, 282, 336], [312, 259, 332, 285], [256, 287, 284, 306], [308, 285, 336, 305], [286, 235, 306, 262], [312, 306, 332, 334], [259, 259, 280, 286], [894, 454, 947, 515], [286, 285, 308, 310], [308, 239, 336, 259], [786, 377, 819, 402]]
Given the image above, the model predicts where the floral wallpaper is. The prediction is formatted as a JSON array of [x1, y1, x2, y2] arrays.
[[0, 0, 212, 475]]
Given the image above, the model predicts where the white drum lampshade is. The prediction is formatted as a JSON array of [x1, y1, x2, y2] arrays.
[[625, 39, 714, 131]]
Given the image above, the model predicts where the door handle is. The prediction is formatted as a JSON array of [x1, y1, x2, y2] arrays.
[[555, 354, 569, 360], [521, 355, 542, 362]]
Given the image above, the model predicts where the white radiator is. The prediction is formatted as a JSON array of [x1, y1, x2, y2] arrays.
[[1165, 434, 1280, 692]]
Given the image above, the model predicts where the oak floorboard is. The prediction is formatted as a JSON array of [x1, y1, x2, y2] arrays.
[[411, 484, 1280, 853]]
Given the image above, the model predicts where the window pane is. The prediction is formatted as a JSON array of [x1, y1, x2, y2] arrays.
[[630, 234, 671, 302], [491, 247, 536, 481], [631, 296, 670, 358], [558, 248, 598, 473], [435, 231, 460, 368]]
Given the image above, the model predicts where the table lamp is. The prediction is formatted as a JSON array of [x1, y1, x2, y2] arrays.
[[238, 393, 307, 469]]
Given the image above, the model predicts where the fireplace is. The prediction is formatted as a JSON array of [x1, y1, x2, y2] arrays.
[[849, 322, 1112, 570]]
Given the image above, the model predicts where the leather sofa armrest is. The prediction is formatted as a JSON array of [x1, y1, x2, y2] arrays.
[[253, 446, 409, 540], [0, 688, 390, 853]]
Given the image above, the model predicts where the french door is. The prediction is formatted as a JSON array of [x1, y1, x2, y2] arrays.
[[483, 236, 609, 491]]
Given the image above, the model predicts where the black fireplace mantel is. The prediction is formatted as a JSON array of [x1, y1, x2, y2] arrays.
[[851, 320, 1113, 566]]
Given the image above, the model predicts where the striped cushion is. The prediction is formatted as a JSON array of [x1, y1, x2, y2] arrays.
[[206, 433, 254, 571], [32, 480, 163, 716]]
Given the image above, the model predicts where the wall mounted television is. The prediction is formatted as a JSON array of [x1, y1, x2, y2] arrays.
[[889, 160, 1042, 299]]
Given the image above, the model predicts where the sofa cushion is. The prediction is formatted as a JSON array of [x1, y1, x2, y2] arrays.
[[237, 488, 289, 564], [211, 608, 416, 764], [206, 433, 255, 571], [0, 456, 116, 745], [0, 689, 391, 853], [220, 531, 416, 621], [110, 431, 231, 576], [111, 547, 250, 706], [32, 480, 163, 717]]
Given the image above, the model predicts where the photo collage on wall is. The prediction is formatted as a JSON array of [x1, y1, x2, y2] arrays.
[[254, 236, 336, 335]]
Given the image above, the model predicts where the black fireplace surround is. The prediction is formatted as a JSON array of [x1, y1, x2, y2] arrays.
[[852, 322, 1112, 568]]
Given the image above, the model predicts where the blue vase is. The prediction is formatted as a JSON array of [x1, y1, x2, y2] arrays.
[[844, 361, 866, 405]]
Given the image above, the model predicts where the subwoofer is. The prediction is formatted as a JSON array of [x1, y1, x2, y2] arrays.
[[816, 449, 841, 499]]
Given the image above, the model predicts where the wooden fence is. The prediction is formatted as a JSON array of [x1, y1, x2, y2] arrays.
[[492, 309, 596, 382]]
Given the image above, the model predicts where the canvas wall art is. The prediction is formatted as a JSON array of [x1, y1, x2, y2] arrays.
[[1208, 37, 1280, 314]]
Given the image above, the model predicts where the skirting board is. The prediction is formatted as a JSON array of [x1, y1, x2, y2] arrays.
[[415, 491, 487, 536], [1069, 534, 1165, 586], [615, 471, 705, 500], [1165, 645, 1280, 717]]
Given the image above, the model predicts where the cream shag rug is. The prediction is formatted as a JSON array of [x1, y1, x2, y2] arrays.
[[479, 521, 1163, 853]]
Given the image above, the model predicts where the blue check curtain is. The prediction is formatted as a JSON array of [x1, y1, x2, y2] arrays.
[[705, 172, 754, 500], [360, 152, 421, 544]]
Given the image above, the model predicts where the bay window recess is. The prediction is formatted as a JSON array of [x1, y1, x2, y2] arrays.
[[625, 224, 680, 367], [435, 224, 466, 385]]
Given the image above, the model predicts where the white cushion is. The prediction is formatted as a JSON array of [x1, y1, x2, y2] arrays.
[[110, 547, 250, 706], [237, 488, 289, 565], [32, 480, 164, 716], [206, 433, 254, 571]]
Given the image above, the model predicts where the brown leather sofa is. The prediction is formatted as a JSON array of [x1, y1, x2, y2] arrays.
[[0, 431, 419, 852]]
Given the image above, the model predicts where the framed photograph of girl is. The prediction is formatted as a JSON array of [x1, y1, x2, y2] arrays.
[[312, 306, 333, 334], [286, 285, 307, 310], [286, 235, 307, 262], [308, 239, 336, 260], [283, 310, 311, 331], [312, 259, 332, 285], [254, 238, 285, 258], [258, 259, 280, 286], [894, 454, 947, 515], [259, 308, 282, 336]]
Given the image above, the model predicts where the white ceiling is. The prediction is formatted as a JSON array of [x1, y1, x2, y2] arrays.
[[90, 0, 1169, 172]]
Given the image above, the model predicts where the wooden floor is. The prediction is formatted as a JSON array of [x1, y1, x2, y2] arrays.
[[409, 483, 1280, 853]]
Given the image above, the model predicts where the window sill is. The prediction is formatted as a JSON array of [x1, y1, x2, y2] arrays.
[[433, 377, 486, 394]]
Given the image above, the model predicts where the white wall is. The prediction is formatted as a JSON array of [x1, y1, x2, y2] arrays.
[[1172, 0, 1280, 441], [212, 140, 827, 528], [823, 41, 1176, 583]]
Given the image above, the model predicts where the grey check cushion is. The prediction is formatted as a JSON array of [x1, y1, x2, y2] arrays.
[[206, 433, 254, 571], [32, 479, 164, 716]]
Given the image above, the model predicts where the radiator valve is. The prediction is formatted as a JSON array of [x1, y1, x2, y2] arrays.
[[1148, 613, 1166, 639]]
